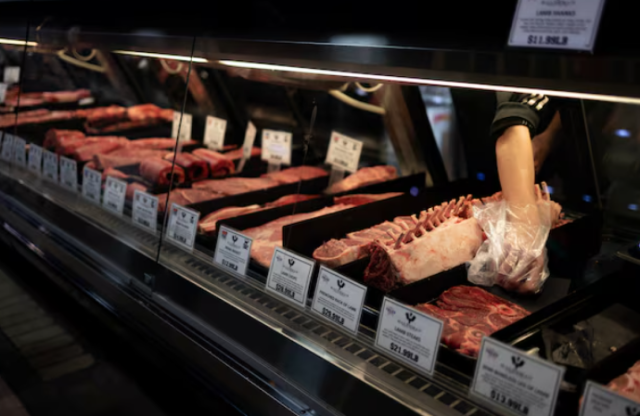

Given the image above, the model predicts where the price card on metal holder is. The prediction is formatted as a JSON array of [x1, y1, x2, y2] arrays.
[[166, 204, 200, 252], [266, 247, 314, 307], [82, 166, 102, 204], [214, 225, 252, 275], [471, 337, 564, 416], [172, 111, 193, 142], [580, 380, 640, 416], [237, 122, 257, 172], [204, 116, 227, 150], [131, 190, 158, 234], [12, 137, 26, 167], [375, 297, 443, 376], [261, 129, 292, 166], [102, 176, 127, 215], [42, 149, 58, 182], [311, 266, 367, 334], [28, 144, 42, 174], [4, 67, 20, 84], [59, 156, 77, 191], [1, 133, 13, 162], [325, 131, 363, 173], [509, 0, 605, 51]]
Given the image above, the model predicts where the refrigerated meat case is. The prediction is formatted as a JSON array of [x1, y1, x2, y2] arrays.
[[1, 3, 640, 415]]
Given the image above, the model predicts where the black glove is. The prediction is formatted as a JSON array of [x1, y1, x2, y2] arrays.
[[490, 92, 550, 140]]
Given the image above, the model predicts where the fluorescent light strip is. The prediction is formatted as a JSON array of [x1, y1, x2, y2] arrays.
[[113, 50, 207, 63], [0, 38, 37, 47], [220, 60, 640, 105]]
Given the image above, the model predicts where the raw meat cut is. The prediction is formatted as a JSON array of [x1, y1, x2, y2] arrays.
[[42, 89, 91, 103], [57, 136, 128, 156], [243, 204, 354, 268], [82, 104, 172, 134], [102, 167, 129, 181], [605, 361, 640, 402], [127, 104, 172, 122], [79, 105, 126, 126], [327, 165, 398, 194], [86, 119, 164, 134], [165, 153, 209, 182], [198, 205, 262, 234], [127, 138, 193, 150], [192, 148, 235, 177], [72, 139, 128, 162], [415, 286, 530, 357], [333, 192, 403, 206], [140, 158, 186, 186], [126, 182, 147, 201], [223, 147, 261, 161], [0, 109, 76, 128], [157, 188, 223, 212], [262, 166, 328, 184], [44, 129, 85, 148], [264, 194, 319, 208], [364, 196, 482, 291], [193, 177, 279, 195]]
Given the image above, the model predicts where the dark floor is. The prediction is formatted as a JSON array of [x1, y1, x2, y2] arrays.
[[0, 249, 244, 416]]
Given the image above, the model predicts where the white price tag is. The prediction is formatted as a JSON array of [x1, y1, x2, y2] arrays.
[[325, 131, 363, 173], [102, 176, 127, 215], [261, 129, 292, 166], [59, 156, 77, 191], [12, 137, 26, 166], [78, 97, 94, 106], [580, 381, 640, 416], [132, 190, 158, 234], [509, 0, 605, 51], [82, 166, 102, 204], [28, 144, 42, 174], [266, 247, 314, 307], [0, 83, 7, 104], [237, 122, 257, 173], [375, 297, 442, 376], [471, 337, 564, 416], [311, 266, 367, 334], [4, 66, 20, 84], [204, 116, 227, 150], [42, 149, 58, 182], [1, 133, 14, 162], [214, 225, 252, 275], [166, 203, 200, 252], [172, 112, 193, 142]]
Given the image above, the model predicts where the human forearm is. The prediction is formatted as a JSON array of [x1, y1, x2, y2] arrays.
[[496, 125, 536, 206]]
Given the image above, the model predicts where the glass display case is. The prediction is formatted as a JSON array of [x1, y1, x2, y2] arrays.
[[0, 2, 639, 415]]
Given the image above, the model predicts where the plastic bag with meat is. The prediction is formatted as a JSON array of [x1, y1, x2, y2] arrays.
[[467, 183, 561, 294]]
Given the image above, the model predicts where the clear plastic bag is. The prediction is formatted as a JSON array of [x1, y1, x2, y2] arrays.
[[467, 188, 559, 294]]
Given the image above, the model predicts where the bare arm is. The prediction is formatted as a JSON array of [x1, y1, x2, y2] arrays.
[[496, 125, 536, 206]]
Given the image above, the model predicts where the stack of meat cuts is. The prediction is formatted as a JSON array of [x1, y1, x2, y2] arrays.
[[415, 286, 530, 357], [192, 148, 235, 177], [140, 158, 186, 186], [165, 153, 209, 181], [313, 195, 483, 291], [198, 194, 323, 235], [244, 204, 355, 267], [327, 165, 397, 194], [82, 104, 173, 134], [604, 361, 640, 402]]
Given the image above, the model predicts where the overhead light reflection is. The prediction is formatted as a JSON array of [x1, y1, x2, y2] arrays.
[[113, 50, 207, 63], [219, 60, 640, 105], [0, 38, 37, 47]]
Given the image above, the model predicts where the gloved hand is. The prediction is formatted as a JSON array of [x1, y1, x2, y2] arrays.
[[490, 92, 550, 141]]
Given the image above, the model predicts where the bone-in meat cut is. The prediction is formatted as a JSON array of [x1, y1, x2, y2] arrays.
[[191, 148, 235, 177], [415, 286, 530, 357], [262, 166, 328, 184], [243, 204, 355, 268], [193, 177, 279, 195], [604, 361, 640, 402], [327, 165, 398, 194], [165, 153, 210, 182], [140, 158, 186, 186]]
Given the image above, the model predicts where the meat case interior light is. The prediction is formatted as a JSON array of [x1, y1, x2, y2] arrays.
[[112, 50, 208, 63], [0, 38, 36, 47], [218, 60, 640, 105]]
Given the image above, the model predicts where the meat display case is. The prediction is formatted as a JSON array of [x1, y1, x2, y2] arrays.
[[0, 1, 639, 415]]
